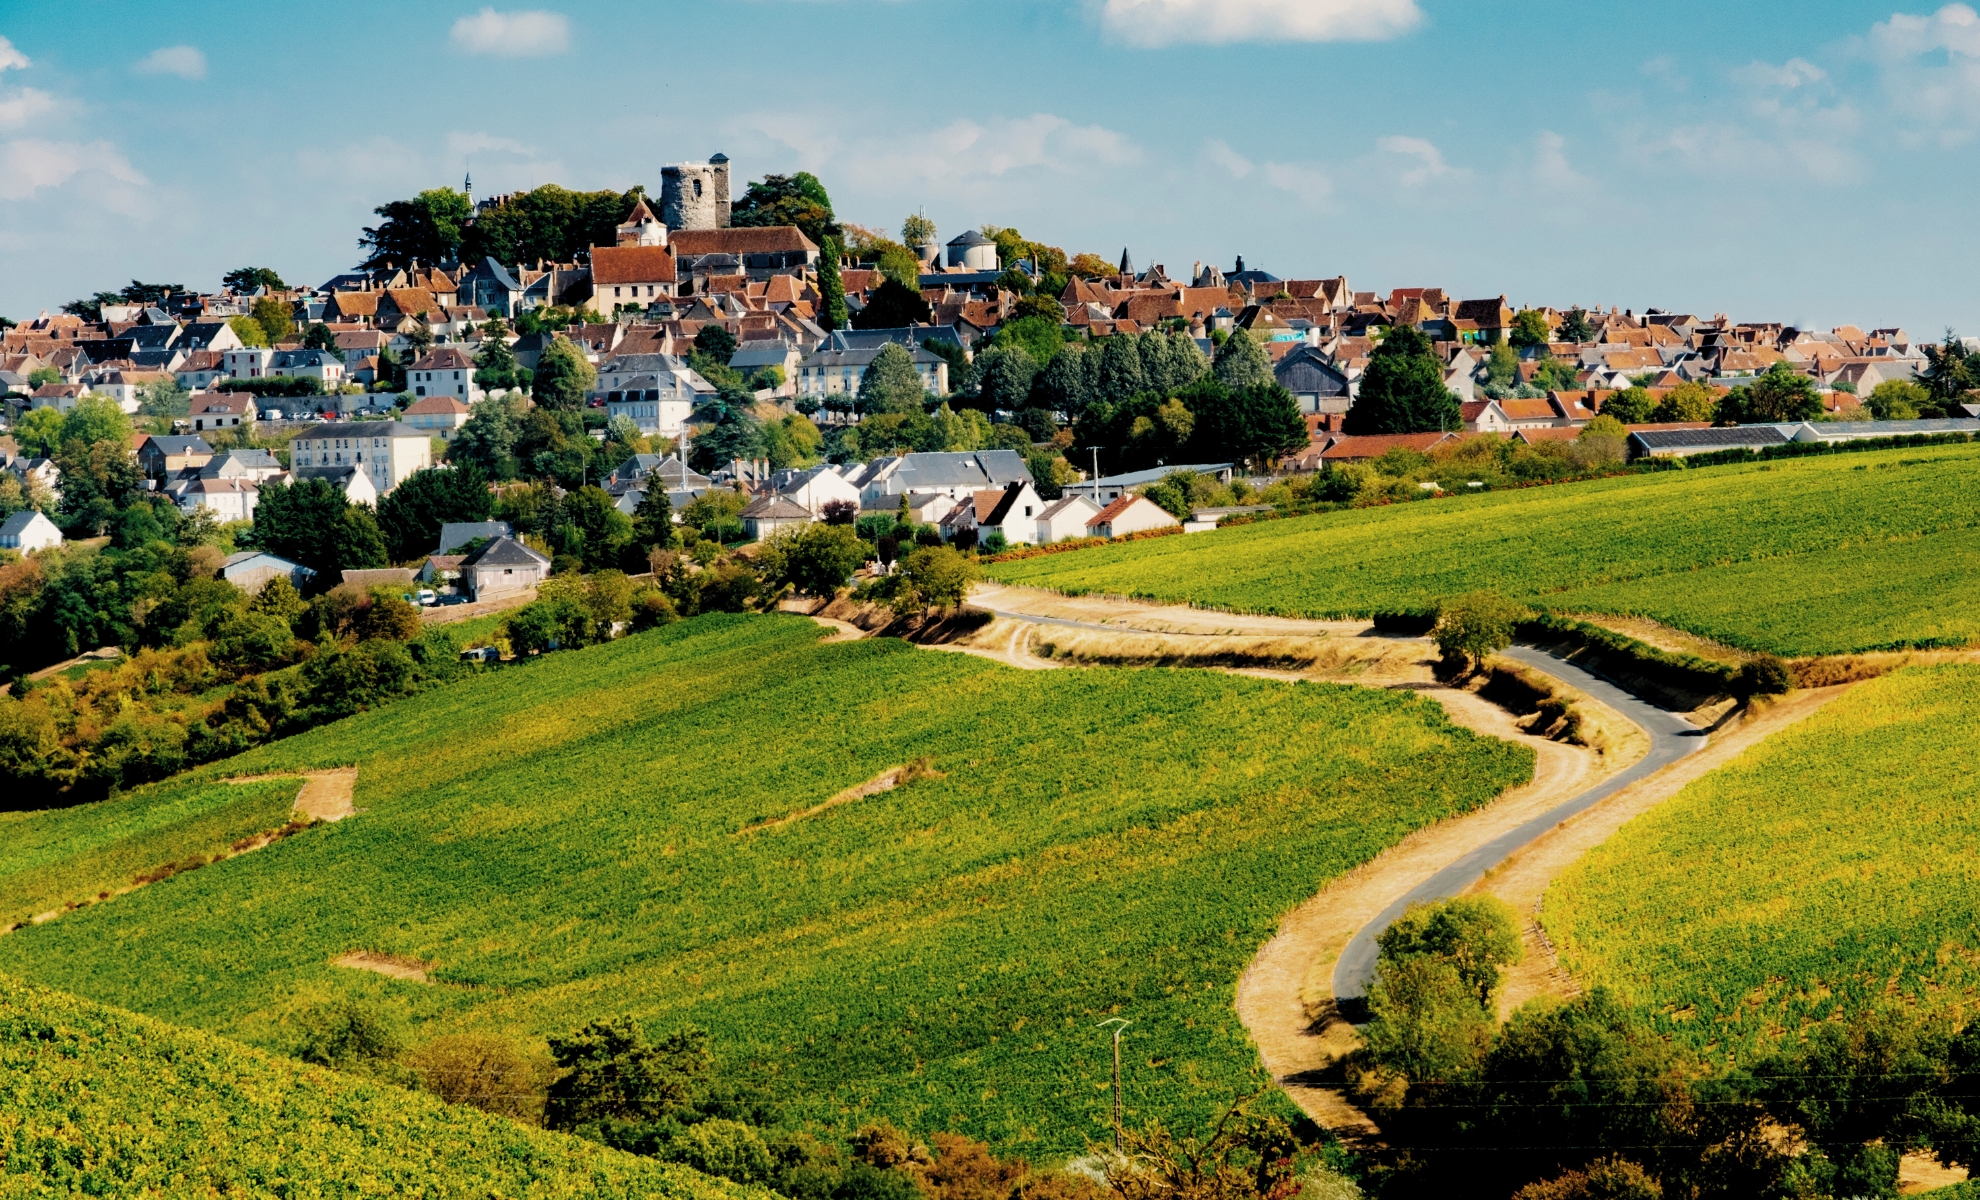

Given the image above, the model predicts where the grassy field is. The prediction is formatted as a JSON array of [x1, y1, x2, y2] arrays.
[[0, 778, 299, 930], [987, 444, 1980, 656], [1542, 666, 1980, 1060], [0, 972, 758, 1199], [0, 614, 1531, 1155]]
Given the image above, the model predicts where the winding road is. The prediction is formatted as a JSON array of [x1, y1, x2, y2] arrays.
[[1329, 646, 1706, 1003]]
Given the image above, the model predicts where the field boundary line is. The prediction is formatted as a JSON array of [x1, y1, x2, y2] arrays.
[[733, 760, 943, 836]]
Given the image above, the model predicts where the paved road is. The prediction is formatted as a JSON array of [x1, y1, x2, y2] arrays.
[[1330, 644, 1708, 1004]]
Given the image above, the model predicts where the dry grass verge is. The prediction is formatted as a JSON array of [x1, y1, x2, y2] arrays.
[[334, 951, 436, 983], [734, 759, 944, 836], [1029, 626, 1413, 676]]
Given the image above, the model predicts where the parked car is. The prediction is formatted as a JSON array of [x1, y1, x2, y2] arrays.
[[415, 589, 437, 606], [460, 645, 500, 663]]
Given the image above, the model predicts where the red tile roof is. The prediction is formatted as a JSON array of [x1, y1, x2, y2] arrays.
[[591, 245, 679, 285]]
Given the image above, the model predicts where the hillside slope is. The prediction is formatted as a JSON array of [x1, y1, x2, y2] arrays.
[[1542, 665, 1980, 1059], [987, 442, 1980, 656], [0, 614, 1531, 1154], [0, 972, 759, 1199]]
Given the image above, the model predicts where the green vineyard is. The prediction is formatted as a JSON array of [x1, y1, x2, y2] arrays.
[[1542, 665, 1980, 1058], [987, 443, 1980, 657], [0, 614, 1531, 1155], [0, 973, 757, 1198]]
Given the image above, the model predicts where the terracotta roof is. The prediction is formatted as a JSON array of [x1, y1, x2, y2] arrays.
[[1318, 432, 1458, 461], [404, 395, 471, 415], [327, 291, 380, 317], [411, 347, 475, 371], [591, 245, 679, 285], [1088, 494, 1140, 526], [190, 391, 256, 415], [669, 227, 819, 256]]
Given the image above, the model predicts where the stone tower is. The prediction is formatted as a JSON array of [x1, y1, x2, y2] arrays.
[[660, 154, 732, 231]]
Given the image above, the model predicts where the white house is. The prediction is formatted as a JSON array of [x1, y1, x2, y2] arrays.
[[0, 509, 62, 554], [1034, 495, 1100, 544], [1087, 494, 1179, 539], [270, 349, 346, 387], [291, 463, 378, 506], [177, 476, 259, 523], [289, 421, 433, 496], [408, 347, 481, 404], [222, 347, 275, 380], [973, 480, 1044, 546], [460, 536, 550, 600], [592, 355, 714, 436], [190, 391, 258, 434], [777, 465, 862, 519], [741, 495, 813, 541], [795, 344, 949, 399], [846, 450, 1032, 505], [402, 395, 472, 436]]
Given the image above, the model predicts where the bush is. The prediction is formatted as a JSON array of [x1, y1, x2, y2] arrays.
[[543, 1017, 709, 1133], [1376, 896, 1522, 1007], [1731, 653, 1791, 698], [667, 1118, 774, 1185], [294, 999, 404, 1076], [892, 546, 977, 614], [760, 523, 867, 597], [408, 1034, 547, 1124]]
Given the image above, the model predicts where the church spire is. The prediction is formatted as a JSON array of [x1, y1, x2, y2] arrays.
[[464, 172, 473, 207]]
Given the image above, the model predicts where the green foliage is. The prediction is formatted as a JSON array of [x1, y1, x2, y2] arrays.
[[1918, 329, 1980, 405], [534, 338, 598, 411], [223, 267, 286, 293], [1508, 309, 1552, 349], [857, 343, 928, 415], [451, 393, 530, 480], [1376, 896, 1522, 1007], [1599, 387, 1653, 425], [1717, 363, 1821, 424], [1557, 308, 1596, 344], [730, 173, 835, 245], [1030, 344, 1094, 416], [250, 296, 294, 345], [12, 407, 64, 458], [1647, 381, 1718, 423], [695, 325, 739, 366], [850, 279, 930, 330], [251, 478, 387, 581], [991, 442, 1980, 656], [1530, 357, 1580, 392], [1210, 329, 1273, 390], [891, 546, 977, 612], [1097, 334, 1147, 404], [461, 184, 647, 267], [1189, 381, 1307, 469], [817, 237, 849, 331], [1346, 325, 1460, 434], [474, 335, 527, 391], [375, 464, 493, 564], [972, 345, 1038, 413], [359, 188, 472, 269], [546, 1016, 711, 1132], [0, 616, 1530, 1154], [758, 523, 868, 597], [1867, 379, 1928, 420], [0, 974, 758, 1198], [990, 316, 1064, 369]]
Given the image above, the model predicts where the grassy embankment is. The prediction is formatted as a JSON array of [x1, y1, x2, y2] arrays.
[[0, 972, 761, 1199], [1542, 665, 1980, 1060], [987, 443, 1980, 657], [0, 614, 1531, 1155]]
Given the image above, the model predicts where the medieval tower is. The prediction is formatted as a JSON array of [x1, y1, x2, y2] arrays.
[[660, 153, 731, 231]]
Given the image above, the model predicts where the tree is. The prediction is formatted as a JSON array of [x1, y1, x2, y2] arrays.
[[556, 486, 635, 570], [1376, 897, 1522, 1008], [973, 345, 1039, 414], [12, 408, 64, 458], [229, 315, 269, 348], [253, 478, 377, 583], [359, 188, 472, 269], [1189, 381, 1306, 468], [631, 478, 675, 549], [1030, 344, 1094, 416], [1434, 589, 1525, 667], [223, 267, 286, 293], [1096, 334, 1147, 404], [1508, 309, 1552, 350], [893, 545, 977, 613], [473, 336, 526, 392], [1346, 325, 1461, 434], [760, 523, 866, 596], [901, 212, 936, 250], [850, 278, 931, 329], [1918, 330, 1978, 406], [859, 343, 928, 415], [817, 236, 849, 331], [300, 322, 339, 353], [991, 315, 1064, 369], [1599, 387, 1653, 425], [461, 185, 644, 266], [375, 464, 492, 564], [1648, 381, 1718, 423], [1866, 379, 1928, 420], [543, 1017, 710, 1133], [1730, 363, 1822, 424], [693, 324, 738, 365], [251, 297, 294, 345], [1557, 308, 1596, 344], [1210, 329, 1273, 390], [533, 338, 597, 411], [1485, 341, 1519, 387], [730, 173, 835, 245]]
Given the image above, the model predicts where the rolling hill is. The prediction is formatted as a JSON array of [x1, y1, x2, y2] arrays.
[[0, 613, 1531, 1155], [987, 442, 1980, 657]]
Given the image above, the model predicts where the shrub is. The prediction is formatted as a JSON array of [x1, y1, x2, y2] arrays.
[[667, 1118, 774, 1185], [294, 999, 404, 1076], [1731, 653, 1791, 697], [408, 1033, 547, 1124], [543, 1017, 709, 1133], [892, 546, 977, 614], [1376, 895, 1523, 1007]]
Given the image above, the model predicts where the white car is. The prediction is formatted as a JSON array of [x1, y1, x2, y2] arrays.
[[415, 589, 437, 606]]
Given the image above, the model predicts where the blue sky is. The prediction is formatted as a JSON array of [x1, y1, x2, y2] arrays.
[[5, 0, 1980, 333]]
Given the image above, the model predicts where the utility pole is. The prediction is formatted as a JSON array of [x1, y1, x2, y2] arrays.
[[1096, 1018, 1131, 1154]]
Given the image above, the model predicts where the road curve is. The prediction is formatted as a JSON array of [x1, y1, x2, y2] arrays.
[[1329, 645, 1707, 1004]]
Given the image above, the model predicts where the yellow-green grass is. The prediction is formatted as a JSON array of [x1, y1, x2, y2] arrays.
[[0, 778, 299, 929], [1543, 666, 1980, 1059], [0, 973, 761, 1199], [987, 444, 1980, 656], [0, 614, 1531, 1155]]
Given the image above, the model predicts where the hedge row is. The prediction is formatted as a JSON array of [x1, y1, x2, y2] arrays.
[[1677, 430, 1975, 469]]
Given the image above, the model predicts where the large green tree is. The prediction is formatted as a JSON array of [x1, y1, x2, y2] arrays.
[[359, 188, 472, 269], [375, 464, 493, 564], [532, 338, 597, 411], [458, 185, 645, 266], [817, 236, 849, 331], [252, 479, 386, 584], [973, 345, 1039, 414], [1187, 380, 1307, 468], [1507, 309, 1552, 350], [1096, 334, 1147, 404], [729, 173, 835, 245], [223, 267, 286, 293], [1918, 331, 1980, 406], [857, 343, 927, 415], [1346, 325, 1461, 435], [1719, 363, 1822, 424], [1029, 344, 1095, 416], [849, 278, 930, 329], [1211, 328, 1273, 390]]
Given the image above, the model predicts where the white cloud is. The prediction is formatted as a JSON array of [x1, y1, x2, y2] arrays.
[[0, 37, 28, 73], [0, 86, 55, 129], [1870, 4, 1980, 137], [1203, 138, 1253, 178], [1734, 57, 1826, 91], [1872, 3, 1980, 57], [449, 9, 571, 57], [1531, 130, 1589, 193], [0, 139, 147, 201], [136, 45, 208, 80], [850, 113, 1140, 185], [1099, 0, 1421, 48], [1260, 161, 1332, 205], [447, 130, 537, 157], [1377, 135, 1459, 187]]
